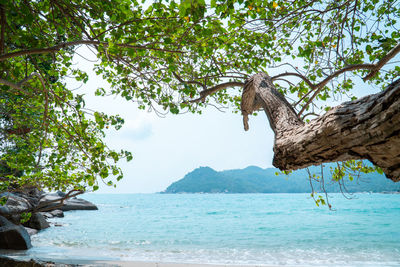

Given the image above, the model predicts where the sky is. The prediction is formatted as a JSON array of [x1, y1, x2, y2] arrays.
[[70, 47, 275, 193], [69, 46, 383, 194]]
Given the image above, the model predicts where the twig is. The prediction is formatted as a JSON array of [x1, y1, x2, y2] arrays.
[[172, 72, 206, 89], [271, 72, 315, 89], [0, 4, 5, 55], [363, 42, 400, 81], [298, 63, 375, 116]]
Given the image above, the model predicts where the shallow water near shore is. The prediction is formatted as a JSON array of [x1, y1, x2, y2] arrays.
[[4, 193, 400, 266]]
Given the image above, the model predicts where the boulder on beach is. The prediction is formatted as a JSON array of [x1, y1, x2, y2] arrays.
[[23, 213, 50, 230], [60, 197, 98, 211], [0, 192, 33, 216], [50, 209, 64, 217], [40, 209, 64, 219], [38, 191, 98, 211], [0, 215, 32, 250]]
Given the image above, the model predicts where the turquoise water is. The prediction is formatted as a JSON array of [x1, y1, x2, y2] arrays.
[[7, 194, 400, 266]]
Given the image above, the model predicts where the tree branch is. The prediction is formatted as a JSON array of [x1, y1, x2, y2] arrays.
[[0, 4, 5, 55], [34, 189, 84, 213], [298, 63, 375, 116], [172, 72, 206, 89], [93, 16, 179, 39], [190, 81, 244, 103], [0, 72, 45, 94], [0, 41, 94, 61], [0, 40, 185, 61], [0, 78, 24, 92], [271, 72, 315, 89], [363, 42, 400, 81]]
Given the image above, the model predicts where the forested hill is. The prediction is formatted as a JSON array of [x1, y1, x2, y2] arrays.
[[162, 166, 400, 193]]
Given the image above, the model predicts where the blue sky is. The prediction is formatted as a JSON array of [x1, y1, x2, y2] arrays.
[[71, 48, 275, 193]]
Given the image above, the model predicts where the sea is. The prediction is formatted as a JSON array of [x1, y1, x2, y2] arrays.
[[3, 193, 400, 266]]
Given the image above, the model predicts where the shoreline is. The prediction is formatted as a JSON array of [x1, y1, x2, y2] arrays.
[[2, 256, 279, 267], [52, 260, 275, 267]]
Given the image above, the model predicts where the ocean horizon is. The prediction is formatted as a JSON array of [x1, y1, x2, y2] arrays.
[[3, 193, 400, 266]]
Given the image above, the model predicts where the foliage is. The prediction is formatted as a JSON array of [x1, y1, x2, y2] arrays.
[[0, 0, 399, 197], [0, 0, 133, 194]]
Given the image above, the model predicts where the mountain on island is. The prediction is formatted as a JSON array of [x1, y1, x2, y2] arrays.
[[162, 165, 400, 193]]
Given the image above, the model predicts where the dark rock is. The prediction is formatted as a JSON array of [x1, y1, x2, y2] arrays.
[[60, 198, 98, 211], [24, 227, 38, 236], [50, 209, 64, 217], [39, 209, 64, 219], [23, 213, 49, 230], [0, 215, 32, 250], [0, 193, 32, 216], [0, 256, 75, 267], [39, 212, 53, 219], [0, 256, 43, 267]]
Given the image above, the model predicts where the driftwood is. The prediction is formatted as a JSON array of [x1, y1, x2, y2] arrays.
[[241, 72, 400, 182]]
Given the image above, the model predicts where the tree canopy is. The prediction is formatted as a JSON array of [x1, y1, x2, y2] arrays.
[[0, 0, 399, 198]]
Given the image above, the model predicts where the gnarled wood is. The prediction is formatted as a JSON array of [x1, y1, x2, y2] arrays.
[[242, 72, 400, 182]]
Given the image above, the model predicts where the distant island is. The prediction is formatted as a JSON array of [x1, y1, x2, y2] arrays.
[[162, 165, 400, 193]]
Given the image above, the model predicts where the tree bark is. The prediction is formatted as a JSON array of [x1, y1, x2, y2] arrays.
[[241, 72, 400, 182]]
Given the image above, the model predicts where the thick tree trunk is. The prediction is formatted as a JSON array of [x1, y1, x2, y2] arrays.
[[241, 73, 400, 182]]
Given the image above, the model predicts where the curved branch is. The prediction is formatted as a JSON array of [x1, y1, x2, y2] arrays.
[[0, 41, 96, 61], [35, 189, 84, 213], [0, 72, 44, 94], [271, 72, 315, 89], [363, 42, 400, 81], [298, 63, 375, 116], [172, 72, 206, 89], [93, 16, 179, 39], [246, 72, 400, 181], [190, 81, 244, 103], [0, 78, 24, 91], [0, 4, 5, 55], [0, 40, 185, 61]]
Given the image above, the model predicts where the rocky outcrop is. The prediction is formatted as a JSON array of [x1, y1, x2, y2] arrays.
[[0, 189, 97, 251], [0, 215, 32, 250], [59, 197, 98, 211], [38, 192, 98, 211], [0, 192, 33, 216], [0, 256, 43, 267], [0, 256, 75, 267], [50, 209, 64, 217], [40, 209, 64, 219], [23, 213, 50, 230]]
